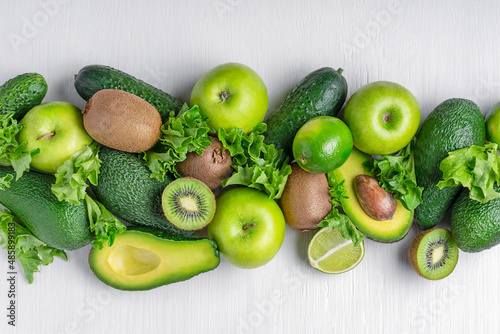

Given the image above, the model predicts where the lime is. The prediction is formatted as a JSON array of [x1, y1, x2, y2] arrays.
[[308, 227, 364, 274], [292, 116, 353, 174], [486, 102, 500, 145]]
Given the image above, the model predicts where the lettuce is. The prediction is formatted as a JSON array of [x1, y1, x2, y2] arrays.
[[0, 209, 67, 284], [51, 142, 101, 205], [0, 173, 13, 190], [141, 104, 214, 181], [84, 194, 127, 249], [317, 173, 364, 247], [218, 123, 292, 200], [0, 112, 39, 180], [364, 138, 423, 211], [437, 142, 500, 203]]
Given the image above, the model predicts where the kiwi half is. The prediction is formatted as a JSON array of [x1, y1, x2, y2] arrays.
[[161, 177, 216, 231], [409, 228, 459, 280]]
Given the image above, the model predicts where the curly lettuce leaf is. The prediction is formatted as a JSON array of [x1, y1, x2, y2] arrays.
[[317, 173, 364, 247], [84, 194, 126, 249], [141, 104, 214, 181], [437, 142, 500, 203], [0, 112, 39, 180], [0, 173, 13, 190], [363, 138, 423, 211], [0, 209, 67, 284], [218, 123, 291, 200], [51, 142, 101, 205]]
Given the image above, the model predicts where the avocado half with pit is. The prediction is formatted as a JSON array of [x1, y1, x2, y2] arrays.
[[331, 148, 413, 242], [89, 227, 220, 290]]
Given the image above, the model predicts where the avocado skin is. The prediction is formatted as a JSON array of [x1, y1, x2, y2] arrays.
[[414, 98, 485, 230], [91, 147, 194, 237], [451, 185, 500, 252], [0, 73, 48, 120], [0, 166, 91, 250], [263, 67, 348, 164]]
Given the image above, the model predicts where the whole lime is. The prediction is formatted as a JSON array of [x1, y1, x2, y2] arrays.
[[292, 116, 353, 174], [486, 102, 500, 145]]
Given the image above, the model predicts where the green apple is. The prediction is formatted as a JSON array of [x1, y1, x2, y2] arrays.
[[18, 101, 93, 173], [343, 81, 421, 155], [207, 187, 285, 269], [190, 63, 269, 133], [486, 102, 500, 145]]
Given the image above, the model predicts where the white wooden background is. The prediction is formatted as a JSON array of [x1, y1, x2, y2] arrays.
[[1, 1, 500, 333]]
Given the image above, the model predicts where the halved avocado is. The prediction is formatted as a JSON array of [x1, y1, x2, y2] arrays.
[[89, 227, 220, 290], [331, 148, 413, 242]]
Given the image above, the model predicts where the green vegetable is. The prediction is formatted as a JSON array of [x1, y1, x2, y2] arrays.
[[0, 73, 48, 120], [437, 142, 500, 203], [141, 104, 214, 181], [0, 209, 67, 284], [0, 112, 39, 180], [84, 194, 126, 249], [317, 173, 364, 247], [218, 123, 292, 200], [0, 173, 13, 190], [51, 142, 101, 205], [364, 138, 423, 211]]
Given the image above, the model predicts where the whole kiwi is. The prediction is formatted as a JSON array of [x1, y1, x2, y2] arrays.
[[280, 162, 332, 232], [83, 89, 162, 153], [175, 137, 232, 190]]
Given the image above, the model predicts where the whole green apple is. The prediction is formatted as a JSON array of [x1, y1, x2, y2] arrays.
[[486, 102, 500, 145], [343, 81, 420, 155], [190, 63, 269, 134], [18, 101, 93, 173], [207, 187, 285, 269]]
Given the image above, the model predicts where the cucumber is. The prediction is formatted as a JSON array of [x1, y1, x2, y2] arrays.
[[263, 67, 348, 163], [74, 65, 183, 120], [0, 73, 48, 120]]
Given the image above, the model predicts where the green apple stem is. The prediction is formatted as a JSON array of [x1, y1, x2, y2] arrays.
[[37, 132, 55, 140], [243, 223, 256, 230], [220, 91, 230, 102]]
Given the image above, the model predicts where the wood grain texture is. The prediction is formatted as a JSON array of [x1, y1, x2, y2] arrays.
[[2, 0, 500, 333]]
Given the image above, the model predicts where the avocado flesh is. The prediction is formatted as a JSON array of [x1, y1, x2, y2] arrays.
[[331, 148, 413, 243], [451, 185, 500, 252], [89, 228, 220, 290]]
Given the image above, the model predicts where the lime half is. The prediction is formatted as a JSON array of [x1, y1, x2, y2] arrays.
[[308, 227, 365, 274]]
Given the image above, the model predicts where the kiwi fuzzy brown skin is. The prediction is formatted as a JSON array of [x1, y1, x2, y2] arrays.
[[83, 89, 162, 153], [175, 137, 232, 190], [280, 162, 332, 232], [408, 228, 458, 280]]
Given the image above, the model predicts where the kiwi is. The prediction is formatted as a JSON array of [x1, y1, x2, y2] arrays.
[[161, 177, 216, 230], [280, 162, 331, 231], [175, 137, 232, 190], [83, 89, 162, 153], [409, 228, 459, 280]]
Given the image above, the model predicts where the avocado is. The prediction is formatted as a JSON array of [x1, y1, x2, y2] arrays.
[[331, 148, 413, 242], [414, 98, 486, 230], [0, 166, 91, 250], [89, 227, 220, 290], [451, 185, 500, 252], [91, 146, 194, 237]]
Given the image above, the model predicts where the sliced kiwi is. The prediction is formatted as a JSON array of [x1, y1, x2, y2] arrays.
[[409, 228, 459, 280], [161, 177, 216, 231]]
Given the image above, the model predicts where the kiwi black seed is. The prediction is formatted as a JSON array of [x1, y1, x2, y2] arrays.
[[161, 177, 216, 231], [408, 228, 459, 280]]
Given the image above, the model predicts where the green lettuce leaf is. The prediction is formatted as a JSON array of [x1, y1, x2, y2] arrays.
[[437, 142, 500, 203], [317, 173, 364, 247], [0, 173, 13, 190], [51, 142, 101, 205], [0, 112, 39, 180], [84, 194, 126, 249], [0, 209, 67, 284], [218, 123, 292, 200], [363, 138, 423, 211], [141, 104, 214, 181]]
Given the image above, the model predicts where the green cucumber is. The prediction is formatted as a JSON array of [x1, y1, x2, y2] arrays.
[[263, 67, 348, 163], [74, 65, 183, 120], [0, 73, 48, 120]]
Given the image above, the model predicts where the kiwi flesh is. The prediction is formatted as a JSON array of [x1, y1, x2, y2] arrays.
[[409, 228, 459, 280], [175, 137, 232, 190], [161, 177, 216, 231]]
